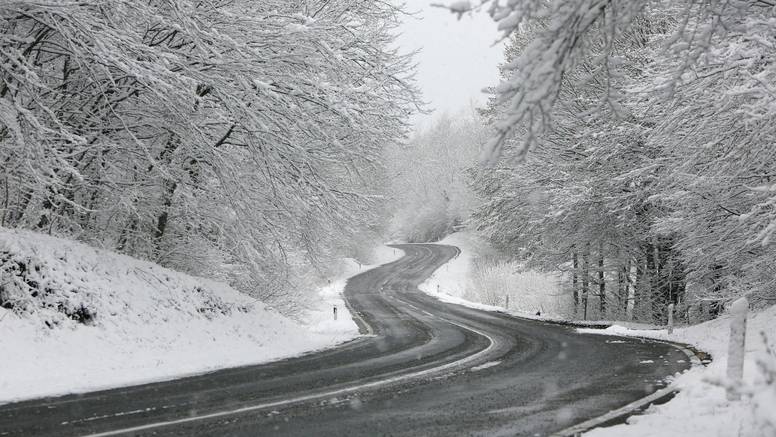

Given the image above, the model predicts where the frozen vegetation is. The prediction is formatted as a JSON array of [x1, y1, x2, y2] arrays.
[[419, 232, 572, 319]]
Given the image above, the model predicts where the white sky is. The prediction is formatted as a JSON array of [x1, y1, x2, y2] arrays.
[[397, 2, 505, 128]]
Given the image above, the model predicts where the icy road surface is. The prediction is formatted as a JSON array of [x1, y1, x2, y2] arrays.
[[0, 244, 689, 436]]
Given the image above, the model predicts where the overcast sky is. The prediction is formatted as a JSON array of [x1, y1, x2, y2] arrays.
[[397, 2, 505, 128]]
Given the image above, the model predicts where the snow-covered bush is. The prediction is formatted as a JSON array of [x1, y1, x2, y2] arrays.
[[468, 257, 571, 317], [420, 232, 572, 318], [1, 238, 98, 326]]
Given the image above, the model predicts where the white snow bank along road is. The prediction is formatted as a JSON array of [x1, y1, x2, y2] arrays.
[[579, 305, 776, 437], [0, 228, 402, 404]]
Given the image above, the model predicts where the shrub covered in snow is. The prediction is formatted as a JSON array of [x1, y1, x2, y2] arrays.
[[0, 246, 97, 326], [419, 232, 572, 318]]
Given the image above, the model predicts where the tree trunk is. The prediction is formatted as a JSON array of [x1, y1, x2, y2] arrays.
[[619, 259, 631, 315], [598, 241, 606, 317], [633, 256, 645, 321], [153, 180, 178, 256], [572, 250, 579, 313], [581, 242, 590, 320]]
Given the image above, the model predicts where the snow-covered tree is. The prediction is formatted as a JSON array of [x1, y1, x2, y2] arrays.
[[385, 111, 487, 242], [464, 0, 776, 319], [0, 0, 419, 307]]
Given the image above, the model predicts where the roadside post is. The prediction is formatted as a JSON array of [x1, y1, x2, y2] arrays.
[[333, 305, 338, 321], [726, 297, 748, 401], [667, 303, 674, 334], [505, 294, 509, 310]]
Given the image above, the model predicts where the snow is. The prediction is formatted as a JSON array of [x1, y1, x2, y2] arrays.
[[448, 1, 472, 13], [306, 246, 402, 337], [579, 305, 776, 437], [470, 360, 501, 371], [418, 231, 571, 318], [418, 232, 480, 301], [0, 228, 402, 405]]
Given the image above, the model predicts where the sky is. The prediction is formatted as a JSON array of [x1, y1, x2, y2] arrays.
[[397, 2, 505, 128]]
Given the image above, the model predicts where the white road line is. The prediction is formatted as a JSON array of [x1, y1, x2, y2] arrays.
[[80, 295, 499, 437], [470, 360, 501, 372]]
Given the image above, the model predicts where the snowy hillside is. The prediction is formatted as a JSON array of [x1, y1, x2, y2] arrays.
[[0, 228, 399, 404]]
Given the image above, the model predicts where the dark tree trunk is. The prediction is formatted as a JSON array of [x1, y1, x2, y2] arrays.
[[572, 250, 579, 312], [581, 242, 590, 320], [633, 256, 645, 321], [154, 180, 178, 252], [618, 259, 631, 315], [598, 242, 606, 317]]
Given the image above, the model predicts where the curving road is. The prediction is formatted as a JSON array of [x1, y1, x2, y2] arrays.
[[0, 244, 690, 436]]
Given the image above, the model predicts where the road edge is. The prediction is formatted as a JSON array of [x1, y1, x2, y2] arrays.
[[548, 336, 708, 437]]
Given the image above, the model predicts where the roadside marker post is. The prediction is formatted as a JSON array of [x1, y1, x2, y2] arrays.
[[726, 297, 748, 401], [667, 303, 674, 335], [333, 305, 338, 321], [505, 295, 509, 310]]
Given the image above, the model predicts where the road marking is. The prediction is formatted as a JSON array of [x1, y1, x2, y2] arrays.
[[62, 408, 156, 425], [470, 360, 501, 371], [80, 295, 499, 437]]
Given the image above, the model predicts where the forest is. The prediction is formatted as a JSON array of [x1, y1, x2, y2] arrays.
[[0, 0, 418, 311], [3, 0, 776, 324], [391, 0, 776, 324]]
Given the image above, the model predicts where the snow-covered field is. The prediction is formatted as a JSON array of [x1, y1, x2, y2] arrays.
[[419, 233, 776, 437], [0, 228, 401, 405]]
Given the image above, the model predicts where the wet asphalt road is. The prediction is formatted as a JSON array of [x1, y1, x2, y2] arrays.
[[0, 244, 690, 436]]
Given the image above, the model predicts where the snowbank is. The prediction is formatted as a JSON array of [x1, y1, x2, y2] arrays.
[[0, 228, 401, 404], [580, 305, 776, 437]]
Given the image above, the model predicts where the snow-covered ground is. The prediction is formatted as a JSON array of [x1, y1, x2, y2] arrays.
[[420, 232, 572, 318], [418, 232, 776, 437], [0, 228, 401, 405]]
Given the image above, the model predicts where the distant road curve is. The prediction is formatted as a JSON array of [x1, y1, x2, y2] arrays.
[[0, 244, 690, 436]]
